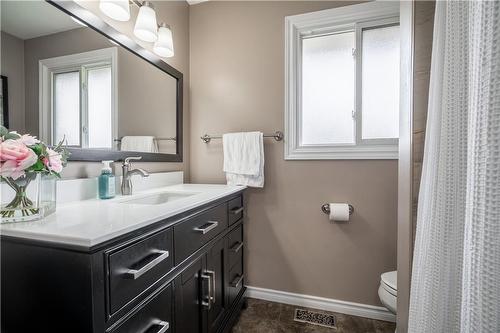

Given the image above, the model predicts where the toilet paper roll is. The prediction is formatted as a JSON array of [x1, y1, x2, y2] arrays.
[[329, 203, 350, 222]]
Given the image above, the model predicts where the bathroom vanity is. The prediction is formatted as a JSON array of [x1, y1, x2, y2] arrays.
[[0, 179, 246, 333]]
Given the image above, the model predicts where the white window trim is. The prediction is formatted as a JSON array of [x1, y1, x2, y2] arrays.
[[39, 47, 118, 147], [284, 1, 400, 160]]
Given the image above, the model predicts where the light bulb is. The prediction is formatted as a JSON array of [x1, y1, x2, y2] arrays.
[[99, 0, 130, 22], [133, 2, 158, 42], [154, 23, 174, 58]]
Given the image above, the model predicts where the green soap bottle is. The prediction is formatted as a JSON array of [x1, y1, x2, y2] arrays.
[[98, 160, 116, 199]]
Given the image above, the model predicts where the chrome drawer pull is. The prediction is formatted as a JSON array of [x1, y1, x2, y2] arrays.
[[206, 270, 216, 304], [230, 207, 244, 215], [193, 221, 219, 234], [230, 274, 244, 288], [124, 250, 169, 280], [201, 272, 215, 309], [230, 241, 243, 253], [153, 320, 169, 333]]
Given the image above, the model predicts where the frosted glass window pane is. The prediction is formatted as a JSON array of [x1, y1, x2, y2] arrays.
[[301, 32, 355, 145], [53, 71, 80, 146], [87, 66, 112, 148], [361, 25, 400, 139]]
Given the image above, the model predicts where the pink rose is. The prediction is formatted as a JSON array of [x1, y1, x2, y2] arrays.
[[0, 139, 38, 180], [44, 148, 63, 173], [19, 134, 39, 146]]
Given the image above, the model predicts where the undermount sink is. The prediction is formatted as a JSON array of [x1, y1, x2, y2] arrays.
[[118, 192, 196, 205]]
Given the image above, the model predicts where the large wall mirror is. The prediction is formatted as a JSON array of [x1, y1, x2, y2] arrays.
[[0, 0, 183, 162]]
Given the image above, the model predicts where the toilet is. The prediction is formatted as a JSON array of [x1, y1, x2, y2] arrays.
[[378, 271, 397, 314]]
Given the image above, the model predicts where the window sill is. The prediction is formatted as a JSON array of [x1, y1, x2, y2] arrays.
[[284, 145, 399, 160]]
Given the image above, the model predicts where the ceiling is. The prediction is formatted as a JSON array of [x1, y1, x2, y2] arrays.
[[1, 1, 80, 40]]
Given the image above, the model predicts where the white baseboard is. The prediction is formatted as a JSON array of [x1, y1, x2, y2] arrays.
[[245, 286, 396, 323]]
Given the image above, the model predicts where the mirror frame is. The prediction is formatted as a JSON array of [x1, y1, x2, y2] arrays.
[[1, 76, 9, 129], [46, 0, 183, 162]]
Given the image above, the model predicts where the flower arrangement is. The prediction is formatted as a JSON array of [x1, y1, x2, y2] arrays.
[[0, 126, 69, 220]]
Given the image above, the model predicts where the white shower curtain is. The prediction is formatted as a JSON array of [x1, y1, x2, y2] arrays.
[[409, 1, 500, 332]]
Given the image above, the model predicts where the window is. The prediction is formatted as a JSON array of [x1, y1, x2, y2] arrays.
[[302, 31, 356, 145], [53, 71, 80, 146], [285, 2, 400, 159], [361, 25, 400, 140], [39, 48, 117, 149], [87, 66, 113, 148]]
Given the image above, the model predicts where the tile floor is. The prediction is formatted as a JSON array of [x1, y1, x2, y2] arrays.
[[231, 298, 396, 333]]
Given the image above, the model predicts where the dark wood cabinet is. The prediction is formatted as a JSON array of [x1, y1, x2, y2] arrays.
[[174, 258, 204, 333], [227, 197, 244, 226], [206, 238, 228, 333], [111, 284, 173, 333], [1, 191, 246, 333], [108, 227, 174, 314], [174, 203, 228, 265]]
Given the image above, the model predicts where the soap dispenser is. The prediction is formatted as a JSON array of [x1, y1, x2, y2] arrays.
[[99, 160, 116, 199]]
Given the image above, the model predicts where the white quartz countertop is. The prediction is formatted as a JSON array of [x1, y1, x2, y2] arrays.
[[0, 184, 245, 248]]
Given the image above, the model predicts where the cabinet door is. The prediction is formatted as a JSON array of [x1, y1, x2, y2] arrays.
[[206, 238, 228, 333], [174, 258, 204, 333]]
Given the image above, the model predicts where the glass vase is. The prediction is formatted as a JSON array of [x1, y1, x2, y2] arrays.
[[0, 173, 57, 224]]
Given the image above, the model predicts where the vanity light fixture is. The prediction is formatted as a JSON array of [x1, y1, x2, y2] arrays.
[[99, 0, 175, 55], [133, 1, 158, 42], [153, 23, 174, 58], [99, 0, 131, 22]]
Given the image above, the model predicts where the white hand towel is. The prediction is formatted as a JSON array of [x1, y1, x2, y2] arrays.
[[223, 132, 264, 188], [120, 136, 159, 153]]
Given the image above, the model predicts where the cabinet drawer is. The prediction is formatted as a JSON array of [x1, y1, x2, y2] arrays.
[[228, 196, 243, 226], [174, 203, 228, 264], [227, 260, 244, 306], [108, 228, 173, 314], [111, 284, 173, 333], [227, 225, 243, 269]]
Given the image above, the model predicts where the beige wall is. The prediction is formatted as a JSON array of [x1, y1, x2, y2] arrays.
[[63, 0, 190, 179], [189, 1, 397, 306], [1, 32, 25, 132], [413, 0, 435, 244]]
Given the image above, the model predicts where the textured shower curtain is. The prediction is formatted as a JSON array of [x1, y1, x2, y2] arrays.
[[408, 1, 500, 332]]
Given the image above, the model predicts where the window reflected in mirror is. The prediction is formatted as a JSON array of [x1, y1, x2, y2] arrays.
[[42, 49, 115, 149]]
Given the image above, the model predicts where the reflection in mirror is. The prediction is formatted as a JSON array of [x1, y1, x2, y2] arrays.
[[0, 0, 178, 155]]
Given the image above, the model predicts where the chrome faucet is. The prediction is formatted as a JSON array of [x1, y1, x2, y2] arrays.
[[121, 156, 149, 195]]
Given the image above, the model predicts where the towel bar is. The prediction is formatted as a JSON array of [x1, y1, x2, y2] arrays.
[[201, 131, 284, 143]]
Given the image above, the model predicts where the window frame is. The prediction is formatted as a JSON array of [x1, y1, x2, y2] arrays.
[[285, 2, 400, 160], [39, 47, 118, 148]]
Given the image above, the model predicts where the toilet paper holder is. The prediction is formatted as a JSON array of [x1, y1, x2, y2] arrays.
[[321, 203, 354, 215]]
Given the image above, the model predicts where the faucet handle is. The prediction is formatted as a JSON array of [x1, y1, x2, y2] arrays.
[[124, 156, 142, 165]]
